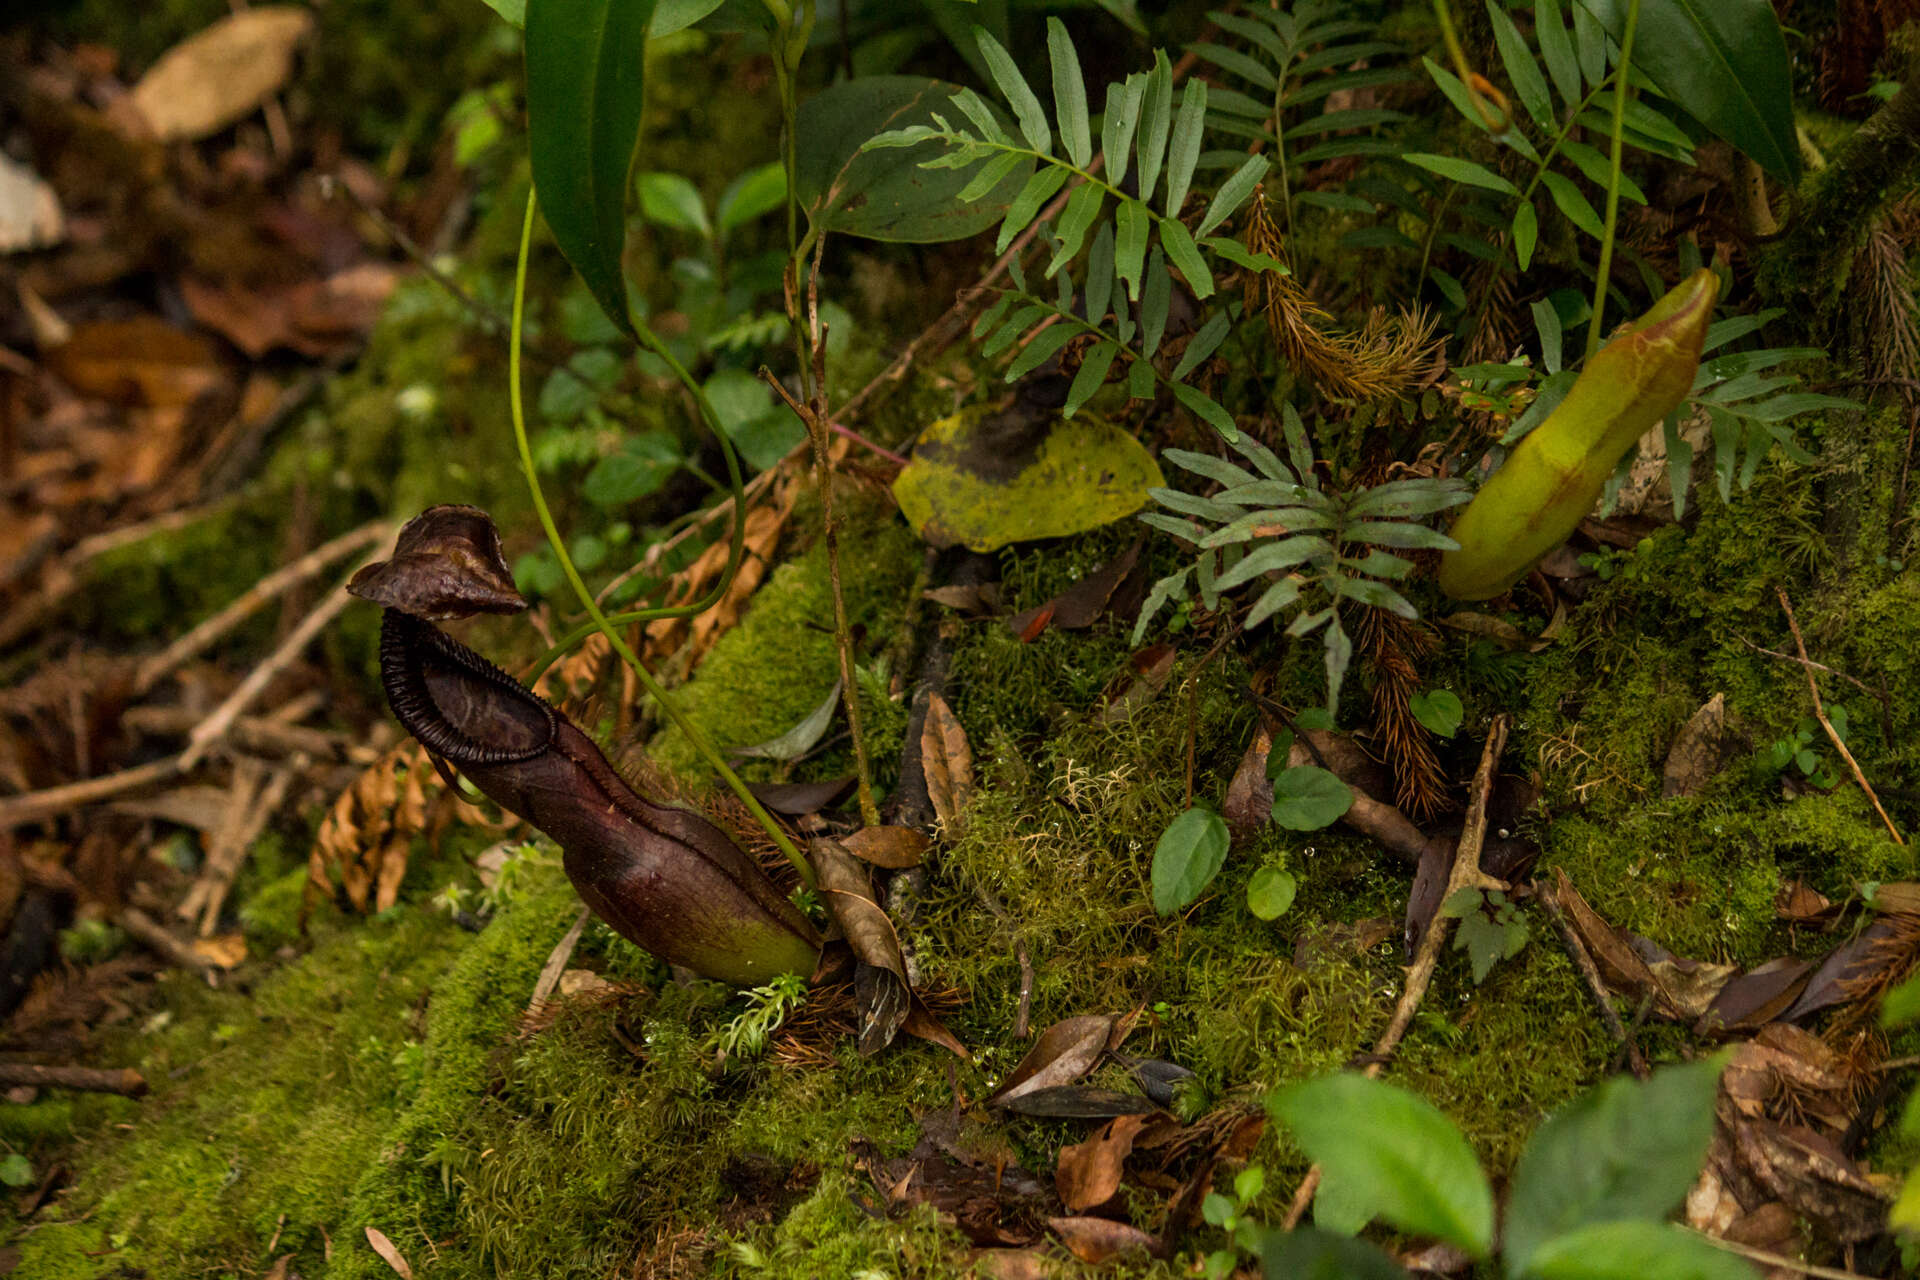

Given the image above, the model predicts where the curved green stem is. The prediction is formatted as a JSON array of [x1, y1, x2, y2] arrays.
[[510, 194, 814, 888], [1585, 0, 1639, 359]]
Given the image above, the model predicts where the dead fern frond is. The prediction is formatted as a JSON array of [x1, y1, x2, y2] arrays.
[[1352, 604, 1450, 820], [1848, 227, 1920, 387], [1242, 186, 1443, 403]]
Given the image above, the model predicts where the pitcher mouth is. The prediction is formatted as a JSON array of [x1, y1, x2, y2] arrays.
[[378, 609, 557, 767]]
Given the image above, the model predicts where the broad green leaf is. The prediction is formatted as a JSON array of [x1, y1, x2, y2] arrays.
[[583, 430, 681, 505], [1539, 170, 1605, 239], [636, 171, 710, 236], [995, 165, 1070, 253], [1136, 51, 1173, 204], [1046, 18, 1091, 167], [0, 1155, 31, 1189], [1270, 766, 1354, 830], [1260, 1226, 1409, 1280], [976, 27, 1050, 154], [1064, 341, 1120, 417], [1402, 152, 1520, 195], [1103, 74, 1146, 186], [1164, 79, 1209, 217], [1580, 0, 1800, 180], [1115, 199, 1150, 300], [1158, 217, 1215, 299], [892, 404, 1166, 551], [1196, 154, 1269, 238], [816, 77, 1032, 242], [1270, 1074, 1494, 1255], [652, 0, 724, 37], [716, 162, 787, 234], [1410, 690, 1463, 738], [1512, 200, 1539, 270], [1536, 0, 1582, 106], [1487, 0, 1554, 131], [525, 0, 658, 338], [1503, 1059, 1724, 1276], [1151, 806, 1230, 915], [1523, 1221, 1754, 1280], [1247, 867, 1297, 920]]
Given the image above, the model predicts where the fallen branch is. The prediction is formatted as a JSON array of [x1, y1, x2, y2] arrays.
[[117, 906, 220, 983], [0, 1062, 148, 1097], [1283, 716, 1510, 1230], [1777, 588, 1903, 844], [1539, 881, 1648, 1079], [1687, 1228, 1876, 1280], [0, 757, 184, 831]]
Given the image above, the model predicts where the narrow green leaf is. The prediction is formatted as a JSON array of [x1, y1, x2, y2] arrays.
[[1281, 403, 1316, 483], [958, 150, 1027, 203], [1269, 1074, 1494, 1256], [1401, 152, 1520, 195], [1282, 107, 1413, 139], [1539, 170, 1605, 238], [1150, 806, 1230, 915], [1215, 536, 1330, 589], [1102, 73, 1146, 187], [1162, 448, 1258, 488], [1157, 217, 1215, 299], [636, 171, 710, 236], [1140, 245, 1171, 356], [1046, 18, 1091, 168], [1114, 198, 1150, 301], [1004, 321, 1077, 381], [1536, 0, 1581, 107], [1195, 154, 1269, 239], [1572, 1, 1607, 88], [1136, 51, 1173, 205], [1164, 79, 1209, 217], [1127, 357, 1155, 400], [1173, 382, 1236, 436], [1486, 0, 1553, 131], [1204, 237, 1289, 275], [716, 162, 787, 234], [1209, 10, 1289, 62], [1172, 310, 1232, 382], [1581, 0, 1800, 180], [1665, 410, 1693, 520], [1064, 340, 1120, 416], [948, 86, 1010, 144], [1085, 221, 1116, 325], [976, 27, 1050, 155], [981, 303, 1047, 358], [1047, 183, 1106, 274], [1334, 575, 1417, 618], [1532, 296, 1563, 373], [1245, 577, 1301, 629], [995, 165, 1070, 254], [970, 293, 1013, 341], [1189, 41, 1277, 91], [1512, 199, 1539, 270], [1429, 266, 1467, 310], [525, 0, 658, 338], [1559, 139, 1649, 203]]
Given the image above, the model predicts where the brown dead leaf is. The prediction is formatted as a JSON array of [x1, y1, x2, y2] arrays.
[[1868, 882, 1920, 916], [129, 8, 316, 142], [1006, 537, 1145, 641], [364, 1226, 413, 1279], [1221, 729, 1274, 847], [925, 582, 1004, 616], [840, 826, 930, 869], [746, 777, 853, 816], [1047, 1216, 1157, 1264], [999, 1087, 1157, 1119], [1093, 644, 1178, 726], [645, 492, 793, 667], [1056, 1113, 1155, 1211], [47, 318, 225, 408], [1697, 958, 1812, 1034], [812, 838, 909, 1054], [0, 153, 64, 254], [189, 933, 247, 970], [1776, 880, 1834, 924], [921, 693, 974, 828], [1730, 1119, 1888, 1242], [988, 1015, 1116, 1108], [1663, 693, 1728, 797]]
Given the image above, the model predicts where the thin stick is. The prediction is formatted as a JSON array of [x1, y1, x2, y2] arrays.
[[1777, 588, 1904, 844], [1539, 882, 1648, 1079], [123, 705, 377, 764], [136, 519, 393, 695], [1284, 717, 1510, 1230], [0, 757, 183, 830], [527, 907, 591, 1014], [1686, 1229, 1876, 1280], [118, 906, 220, 982], [0, 1063, 147, 1097], [179, 544, 395, 770], [973, 884, 1034, 1041]]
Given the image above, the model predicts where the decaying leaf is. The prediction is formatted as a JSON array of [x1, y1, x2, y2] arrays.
[[987, 1014, 1119, 1109], [1776, 880, 1835, 925], [893, 405, 1166, 552], [364, 1226, 413, 1280], [1006, 537, 1146, 642], [0, 152, 64, 254], [645, 485, 796, 667], [996, 1087, 1157, 1119], [921, 693, 974, 828], [734, 678, 841, 762], [1221, 729, 1274, 847], [129, 7, 316, 141], [1055, 1112, 1161, 1212], [745, 777, 854, 816], [189, 933, 247, 970], [47, 318, 225, 409], [1663, 693, 1729, 798], [858, 1115, 1051, 1247], [1047, 1215, 1159, 1264], [840, 826, 930, 869], [309, 740, 475, 916], [1093, 644, 1178, 726]]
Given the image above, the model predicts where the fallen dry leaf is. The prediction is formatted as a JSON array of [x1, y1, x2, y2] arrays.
[[1006, 537, 1145, 641], [646, 492, 793, 667], [1055, 1112, 1156, 1211], [1221, 729, 1274, 847], [1776, 880, 1834, 924], [988, 1015, 1117, 1109], [364, 1226, 413, 1279], [746, 776, 853, 816], [46, 318, 226, 409], [1047, 1215, 1157, 1264], [189, 933, 247, 970], [1093, 644, 1178, 726], [840, 826, 930, 869], [970, 1248, 1054, 1280], [129, 8, 316, 141], [0, 153, 64, 254], [921, 693, 974, 827], [1663, 693, 1728, 798]]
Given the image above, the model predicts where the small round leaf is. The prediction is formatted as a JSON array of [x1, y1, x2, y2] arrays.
[[1270, 766, 1354, 831], [1247, 867, 1297, 921], [1409, 689, 1464, 739]]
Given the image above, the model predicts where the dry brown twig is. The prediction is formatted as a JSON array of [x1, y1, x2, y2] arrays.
[[527, 907, 592, 1016], [1282, 716, 1510, 1230], [1776, 587, 1903, 845], [0, 1062, 148, 1097], [1538, 882, 1649, 1079]]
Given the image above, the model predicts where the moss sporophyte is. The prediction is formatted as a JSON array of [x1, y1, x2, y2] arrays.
[[349, 505, 820, 985]]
